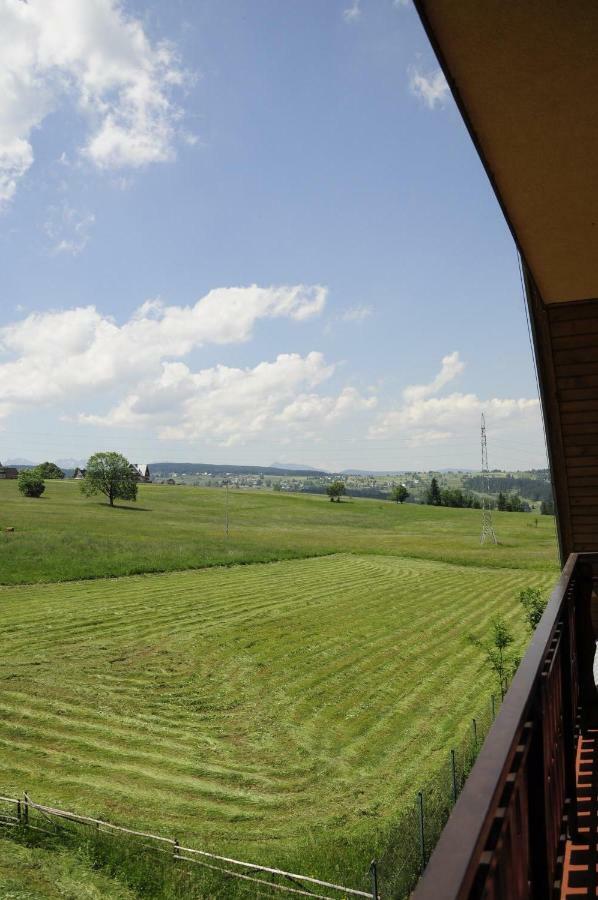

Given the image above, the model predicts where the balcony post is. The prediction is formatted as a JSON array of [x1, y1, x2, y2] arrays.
[[527, 704, 551, 899], [574, 562, 597, 715], [561, 585, 578, 838]]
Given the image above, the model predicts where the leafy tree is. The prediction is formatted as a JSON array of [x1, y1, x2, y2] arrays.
[[426, 477, 442, 506], [540, 499, 555, 515], [471, 617, 520, 699], [390, 484, 409, 504], [17, 470, 45, 498], [326, 481, 346, 502], [33, 461, 64, 480], [80, 452, 138, 507], [497, 491, 507, 511], [519, 587, 547, 631]]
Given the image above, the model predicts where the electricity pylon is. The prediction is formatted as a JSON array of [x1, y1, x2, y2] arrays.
[[480, 413, 498, 545]]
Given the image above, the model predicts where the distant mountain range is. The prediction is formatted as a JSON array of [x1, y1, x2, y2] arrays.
[[5, 457, 87, 470], [269, 462, 325, 472], [149, 462, 330, 477]]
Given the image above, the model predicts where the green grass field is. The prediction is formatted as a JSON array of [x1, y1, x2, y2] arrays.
[[0, 836, 137, 899], [0, 480, 559, 584], [0, 480, 559, 895]]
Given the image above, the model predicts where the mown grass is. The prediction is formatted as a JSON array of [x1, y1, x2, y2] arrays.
[[0, 833, 137, 899], [0, 480, 559, 584], [0, 552, 555, 894]]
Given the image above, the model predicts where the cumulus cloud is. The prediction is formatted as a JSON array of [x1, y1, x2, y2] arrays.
[[0, 284, 327, 418], [408, 66, 450, 109], [370, 352, 540, 445], [402, 351, 464, 402], [0, 0, 190, 207], [77, 352, 375, 446]]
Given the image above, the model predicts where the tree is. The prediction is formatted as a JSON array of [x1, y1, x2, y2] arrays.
[[519, 587, 547, 631], [471, 617, 520, 699], [326, 481, 346, 502], [497, 491, 507, 511], [17, 470, 45, 498], [540, 499, 555, 515], [80, 452, 138, 507], [426, 477, 442, 506], [33, 462, 64, 480], [390, 484, 409, 504]]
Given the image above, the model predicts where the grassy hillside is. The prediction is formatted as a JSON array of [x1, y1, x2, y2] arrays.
[[0, 480, 559, 584], [0, 553, 554, 888]]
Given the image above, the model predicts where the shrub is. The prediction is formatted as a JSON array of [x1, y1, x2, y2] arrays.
[[17, 471, 45, 498], [519, 587, 547, 631]]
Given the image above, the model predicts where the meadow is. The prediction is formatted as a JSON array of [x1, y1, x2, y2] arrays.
[[0, 480, 558, 584], [0, 480, 559, 896]]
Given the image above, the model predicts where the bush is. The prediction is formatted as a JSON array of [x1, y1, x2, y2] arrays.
[[519, 587, 547, 631], [17, 471, 45, 498]]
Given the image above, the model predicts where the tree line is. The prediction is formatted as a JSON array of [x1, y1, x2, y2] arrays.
[[463, 474, 553, 503]]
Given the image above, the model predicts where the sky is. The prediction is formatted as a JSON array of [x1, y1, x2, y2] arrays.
[[0, 0, 547, 472]]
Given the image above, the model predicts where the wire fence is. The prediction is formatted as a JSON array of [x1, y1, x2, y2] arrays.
[[375, 693, 499, 898], [0, 694, 498, 899]]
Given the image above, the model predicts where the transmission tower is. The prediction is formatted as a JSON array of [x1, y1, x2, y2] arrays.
[[480, 413, 498, 545]]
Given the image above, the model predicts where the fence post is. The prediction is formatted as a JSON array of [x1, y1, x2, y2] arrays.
[[491, 694, 496, 720], [417, 791, 426, 873], [23, 792, 29, 826], [16, 799, 21, 825], [450, 749, 458, 805], [472, 717, 478, 748], [369, 859, 378, 899], [174, 839, 180, 861]]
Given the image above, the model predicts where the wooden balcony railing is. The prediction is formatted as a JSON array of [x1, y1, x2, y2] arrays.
[[411, 553, 598, 900]]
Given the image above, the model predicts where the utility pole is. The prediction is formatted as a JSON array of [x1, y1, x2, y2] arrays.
[[224, 479, 229, 537], [480, 413, 498, 545]]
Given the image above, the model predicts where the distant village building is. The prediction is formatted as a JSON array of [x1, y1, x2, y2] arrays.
[[73, 464, 150, 482], [130, 464, 151, 483], [0, 464, 18, 479]]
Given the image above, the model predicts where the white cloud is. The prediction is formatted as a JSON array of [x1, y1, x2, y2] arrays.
[[44, 203, 96, 255], [343, 0, 361, 22], [80, 353, 329, 443], [78, 352, 376, 446], [370, 352, 541, 446], [408, 66, 449, 109], [402, 350, 464, 402], [0, 0, 190, 208], [0, 284, 327, 418], [340, 305, 372, 323]]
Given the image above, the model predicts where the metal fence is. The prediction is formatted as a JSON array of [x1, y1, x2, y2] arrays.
[[375, 694, 499, 898]]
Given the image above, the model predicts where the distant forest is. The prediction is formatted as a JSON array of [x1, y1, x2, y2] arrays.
[[463, 473, 553, 503]]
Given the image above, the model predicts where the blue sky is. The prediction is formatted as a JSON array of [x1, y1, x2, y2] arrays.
[[0, 0, 545, 471]]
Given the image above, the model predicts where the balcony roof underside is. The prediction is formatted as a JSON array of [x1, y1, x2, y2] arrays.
[[417, 1, 598, 304]]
